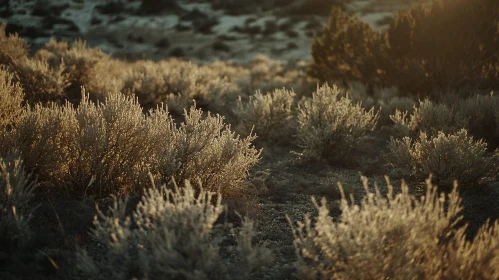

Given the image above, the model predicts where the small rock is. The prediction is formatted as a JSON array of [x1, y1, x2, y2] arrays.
[[175, 23, 192, 32], [155, 38, 170, 48], [127, 33, 145, 43], [212, 41, 231, 53], [169, 47, 185, 58], [180, 8, 207, 21], [32, 1, 69, 17], [287, 42, 298, 50], [286, 30, 299, 38], [90, 16, 102, 25], [95, 1, 127, 15]]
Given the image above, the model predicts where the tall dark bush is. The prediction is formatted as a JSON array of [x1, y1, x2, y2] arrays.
[[310, 1, 499, 97], [309, 7, 387, 92], [385, 0, 499, 95]]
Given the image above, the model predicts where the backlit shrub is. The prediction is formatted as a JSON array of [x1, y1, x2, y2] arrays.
[[457, 93, 499, 148], [0, 23, 28, 66], [288, 177, 499, 279], [386, 129, 499, 188], [296, 83, 379, 163], [390, 99, 468, 136], [10, 57, 70, 104], [0, 152, 37, 252], [0, 68, 24, 131], [234, 88, 296, 144], [150, 105, 261, 197], [14, 90, 260, 198], [35, 40, 111, 102], [76, 180, 273, 280], [14, 91, 150, 196], [122, 60, 238, 115]]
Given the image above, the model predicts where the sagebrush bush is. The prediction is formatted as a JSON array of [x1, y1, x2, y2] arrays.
[[122, 60, 239, 115], [234, 88, 296, 144], [386, 129, 499, 188], [0, 68, 24, 131], [246, 55, 313, 97], [10, 56, 70, 104], [15, 90, 151, 196], [149, 105, 261, 198], [341, 83, 415, 127], [379, 95, 416, 127], [14, 89, 260, 198], [390, 99, 468, 136], [0, 23, 28, 66], [34, 39, 111, 102], [288, 176, 499, 279], [76, 180, 273, 280], [311, 1, 499, 97], [457, 93, 499, 148], [0, 152, 37, 252], [296, 84, 379, 163]]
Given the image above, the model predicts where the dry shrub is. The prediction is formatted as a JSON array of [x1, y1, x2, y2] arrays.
[[76, 180, 273, 280], [343, 83, 415, 127], [296, 83, 379, 163], [234, 88, 296, 144], [457, 93, 499, 148], [247, 55, 312, 96], [150, 105, 261, 198], [35, 40, 112, 102], [13, 102, 79, 193], [0, 68, 24, 131], [10, 57, 70, 104], [14, 90, 163, 196], [13, 90, 260, 198], [289, 176, 499, 279], [0, 152, 37, 252], [387, 129, 499, 188], [0, 23, 29, 66], [390, 99, 468, 136], [122, 60, 238, 115]]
